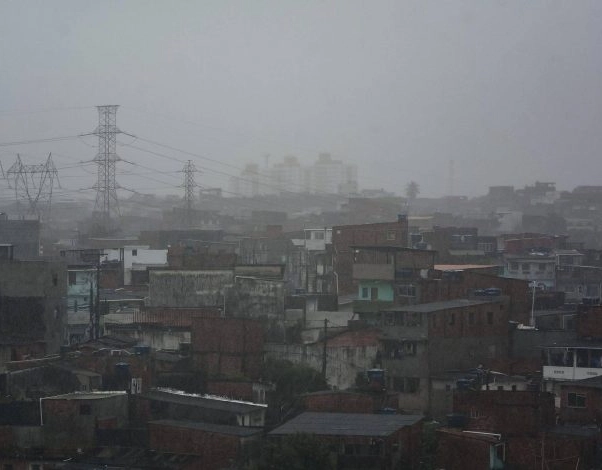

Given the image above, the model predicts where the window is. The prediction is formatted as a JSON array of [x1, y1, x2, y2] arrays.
[[314, 231, 325, 240], [468, 311, 475, 325], [386, 230, 396, 241], [79, 404, 92, 415], [384, 312, 395, 326], [487, 312, 494, 325], [403, 341, 417, 356], [511, 385, 517, 391], [398, 284, 416, 297], [448, 313, 455, 325], [406, 312, 421, 327], [445, 384, 451, 392], [538, 263, 547, 272], [389, 376, 405, 392], [361, 287, 369, 299], [497, 386, 504, 391], [132, 249, 138, 256], [68, 271, 77, 285], [567, 392, 586, 408], [405, 377, 420, 393], [370, 287, 378, 301], [52, 273, 58, 286], [521, 263, 530, 273]]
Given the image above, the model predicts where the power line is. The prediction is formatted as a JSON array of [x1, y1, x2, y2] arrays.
[[0, 135, 81, 147]]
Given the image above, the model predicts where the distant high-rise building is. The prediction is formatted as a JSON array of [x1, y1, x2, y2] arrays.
[[230, 153, 358, 197], [310, 153, 357, 195]]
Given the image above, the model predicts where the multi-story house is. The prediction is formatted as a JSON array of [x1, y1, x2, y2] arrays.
[[358, 297, 510, 416], [333, 217, 409, 295]]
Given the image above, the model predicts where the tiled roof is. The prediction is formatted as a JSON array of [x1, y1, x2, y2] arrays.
[[269, 412, 422, 437]]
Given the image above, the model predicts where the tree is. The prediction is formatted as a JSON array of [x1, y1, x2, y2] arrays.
[[261, 359, 328, 423], [405, 181, 420, 201]]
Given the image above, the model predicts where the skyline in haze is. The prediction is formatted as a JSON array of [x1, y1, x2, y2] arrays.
[[1, 1, 601, 201]]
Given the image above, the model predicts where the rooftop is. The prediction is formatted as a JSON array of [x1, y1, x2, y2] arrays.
[[391, 298, 497, 314], [435, 264, 499, 271], [141, 388, 267, 413], [269, 412, 422, 437], [44, 391, 126, 400], [149, 419, 262, 437], [563, 375, 602, 390]]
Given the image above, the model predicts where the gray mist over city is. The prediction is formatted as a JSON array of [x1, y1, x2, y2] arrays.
[[1, 2, 602, 469], [1, 1, 602, 199]]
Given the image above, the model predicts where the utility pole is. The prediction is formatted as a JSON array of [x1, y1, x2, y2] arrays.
[[92, 105, 122, 228], [322, 318, 328, 380]]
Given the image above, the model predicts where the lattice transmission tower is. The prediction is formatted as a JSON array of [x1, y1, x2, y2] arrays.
[[6, 153, 60, 221], [92, 105, 122, 225], [181, 160, 197, 227]]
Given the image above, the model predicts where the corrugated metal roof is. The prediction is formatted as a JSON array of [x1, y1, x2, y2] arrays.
[[140, 389, 267, 413], [45, 391, 126, 400], [435, 264, 498, 271], [269, 412, 422, 437], [390, 299, 494, 313]]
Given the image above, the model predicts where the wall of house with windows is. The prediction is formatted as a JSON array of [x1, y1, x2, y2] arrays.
[[357, 281, 394, 302], [559, 381, 602, 425]]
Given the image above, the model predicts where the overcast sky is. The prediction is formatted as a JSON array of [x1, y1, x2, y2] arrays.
[[0, 0, 601, 201]]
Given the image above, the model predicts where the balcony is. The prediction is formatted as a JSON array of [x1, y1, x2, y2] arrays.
[[543, 366, 602, 381], [353, 263, 395, 281]]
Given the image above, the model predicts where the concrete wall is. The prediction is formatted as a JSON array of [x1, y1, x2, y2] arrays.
[[148, 269, 234, 307], [104, 325, 190, 351], [42, 393, 128, 452], [0, 260, 67, 356], [230, 276, 285, 318], [264, 338, 379, 391], [0, 219, 40, 259]]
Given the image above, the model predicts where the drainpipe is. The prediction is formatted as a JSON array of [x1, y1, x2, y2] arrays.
[[39, 397, 44, 426]]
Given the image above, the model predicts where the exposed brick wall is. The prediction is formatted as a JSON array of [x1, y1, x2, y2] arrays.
[[191, 317, 264, 380], [206, 381, 254, 401], [435, 431, 492, 470], [507, 434, 596, 470], [303, 393, 374, 413], [421, 271, 530, 324], [575, 305, 602, 339], [333, 220, 409, 295], [148, 422, 242, 470], [428, 301, 509, 339], [453, 391, 555, 436], [559, 384, 602, 425]]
